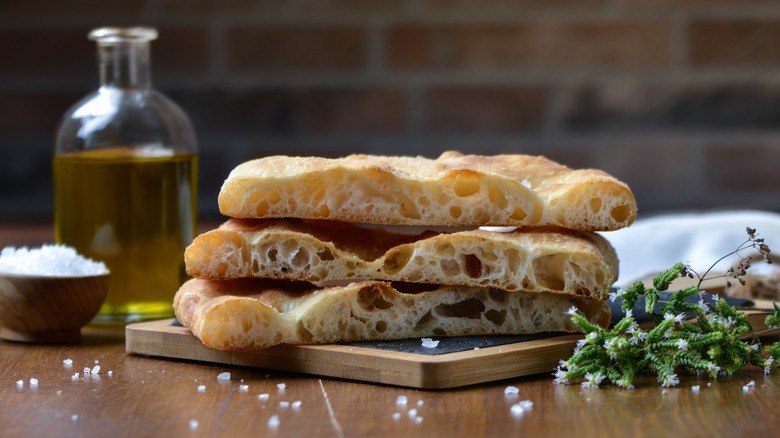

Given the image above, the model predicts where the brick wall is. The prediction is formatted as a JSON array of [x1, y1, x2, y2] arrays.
[[2, 0, 780, 223]]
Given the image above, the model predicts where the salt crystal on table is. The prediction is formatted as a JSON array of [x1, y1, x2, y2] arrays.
[[510, 400, 534, 417], [277, 383, 286, 391], [279, 401, 290, 409], [29, 378, 38, 387], [189, 419, 199, 431], [408, 408, 418, 418], [692, 385, 700, 392], [291, 400, 302, 411], [107, 371, 113, 377], [415, 417, 424, 424], [504, 386, 519, 396], [417, 400, 424, 407], [0, 244, 108, 276], [63, 359, 73, 366], [268, 415, 280, 429], [396, 395, 408, 406], [392, 413, 401, 421], [91, 366, 100, 375], [421, 338, 439, 348], [258, 393, 270, 402], [15, 380, 23, 387], [217, 372, 231, 381], [239, 384, 249, 392], [197, 385, 206, 393], [71, 415, 78, 422]]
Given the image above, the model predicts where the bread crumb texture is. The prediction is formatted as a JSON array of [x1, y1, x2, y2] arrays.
[[174, 278, 611, 351], [217, 151, 636, 231], [185, 219, 618, 300]]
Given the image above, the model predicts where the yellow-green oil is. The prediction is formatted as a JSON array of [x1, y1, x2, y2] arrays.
[[54, 148, 197, 323]]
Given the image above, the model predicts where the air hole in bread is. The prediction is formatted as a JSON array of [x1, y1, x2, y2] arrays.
[[485, 309, 506, 325], [510, 208, 527, 221], [488, 290, 507, 302], [317, 248, 335, 261], [462, 254, 482, 278], [611, 204, 632, 223], [532, 254, 567, 291], [297, 322, 314, 343], [487, 185, 508, 208], [357, 288, 393, 311], [291, 247, 309, 268], [251, 259, 260, 274], [267, 248, 278, 263], [375, 320, 388, 333], [415, 310, 435, 329], [440, 259, 459, 276], [400, 200, 421, 220], [382, 248, 413, 275], [434, 298, 485, 319], [449, 206, 462, 219], [452, 171, 480, 197], [589, 197, 602, 214]]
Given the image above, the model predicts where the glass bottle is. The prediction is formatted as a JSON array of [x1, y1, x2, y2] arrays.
[[53, 27, 198, 324]]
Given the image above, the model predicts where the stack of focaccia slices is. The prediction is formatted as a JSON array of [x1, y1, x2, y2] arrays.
[[174, 151, 636, 351]]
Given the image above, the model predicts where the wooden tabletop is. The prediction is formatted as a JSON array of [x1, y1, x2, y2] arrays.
[[3, 226, 780, 437]]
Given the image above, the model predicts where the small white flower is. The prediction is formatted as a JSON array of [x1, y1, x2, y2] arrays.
[[587, 332, 598, 341], [565, 306, 578, 316], [697, 297, 709, 313], [626, 322, 639, 334], [608, 289, 625, 302], [674, 313, 685, 324], [661, 372, 680, 387], [764, 355, 774, 374], [751, 344, 760, 351], [675, 339, 689, 351], [624, 309, 633, 319], [664, 313, 675, 323], [552, 367, 570, 385]]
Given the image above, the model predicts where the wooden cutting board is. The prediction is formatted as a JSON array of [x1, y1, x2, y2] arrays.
[[125, 319, 582, 389], [125, 297, 778, 389]]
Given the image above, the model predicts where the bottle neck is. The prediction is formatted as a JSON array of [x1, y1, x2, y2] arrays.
[[97, 42, 151, 89]]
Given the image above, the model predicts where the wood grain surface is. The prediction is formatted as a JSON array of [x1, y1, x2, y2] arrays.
[[2, 326, 780, 437]]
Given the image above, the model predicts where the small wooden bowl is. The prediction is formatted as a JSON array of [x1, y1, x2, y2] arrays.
[[0, 272, 109, 343]]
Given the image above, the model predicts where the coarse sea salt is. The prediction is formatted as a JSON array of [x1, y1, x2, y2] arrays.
[[421, 338, 439, 348], [0, 245, 108, 276], [217, 372, 231, 381], [197, 385, 206, 393], [504, 386, 519, 396], [268, 415, 280, 429], [258, 393, 270, 402]]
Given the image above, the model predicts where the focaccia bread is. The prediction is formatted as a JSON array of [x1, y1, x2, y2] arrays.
[[218, 151, 637, 231], [173, 278, 611, 351], [185, 218, 618, 300]]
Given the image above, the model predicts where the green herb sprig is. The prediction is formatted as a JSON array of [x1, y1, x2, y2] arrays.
[[554, 227, 780, 389]]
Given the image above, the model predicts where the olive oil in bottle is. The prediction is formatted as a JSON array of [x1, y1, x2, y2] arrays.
[[53, 28, 198, 323]]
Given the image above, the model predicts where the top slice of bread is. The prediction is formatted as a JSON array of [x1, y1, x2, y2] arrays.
[[218, 151, 637, 231]]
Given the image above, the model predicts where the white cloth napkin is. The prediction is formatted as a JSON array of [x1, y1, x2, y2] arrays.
[[600, 210, 780, 287]]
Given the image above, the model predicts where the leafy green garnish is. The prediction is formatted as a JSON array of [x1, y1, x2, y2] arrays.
[[554, 227, 780, 388]]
